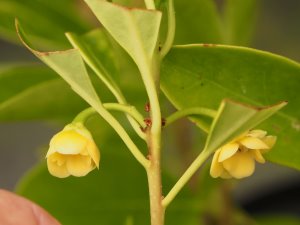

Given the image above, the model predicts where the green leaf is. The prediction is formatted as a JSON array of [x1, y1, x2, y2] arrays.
[[84, 0, 162, 67], [17, 153, 149, 225], [0, 27, 145, 122], [113, 0, 145, 8], [64, 28, 150, 117], [161, 45, 300, 169], [222, 0, 258, 45], [0, 0, 91, 48], [0, 64, 55, 103], [204, 99, 286, 154], [174, 0, 222, 44], [0, 64, 87, 122], [65, 29, 122, 100], [173, 0, 258, 46], [16, 20, 102, 110], [16, 135, 204, 225], [65, 21, 150, 108], [255, 216, 300, 225], [0, 79, 87, 122]]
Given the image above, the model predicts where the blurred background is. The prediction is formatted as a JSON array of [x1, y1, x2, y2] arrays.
[[0, 0, 299, 222]]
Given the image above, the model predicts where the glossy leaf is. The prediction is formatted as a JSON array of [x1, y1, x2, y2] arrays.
[[0, 29, 145, 122], [204, 99, 286, 154], [16, 21, 102, 109], [0, 79, 87, 122], [161, 45, 300, 169], [223, 0, 258, 45], [113, 0, 144, 7], [255, 216, 300, 225], [0, 64, 55, 103], [17, 154, 149, 224], [84, 0, 162, 67], [0, 64, 87, 121], [65, 27, 148, 104], [0, 0, 91, 48], [16, 134, 204, 225], [65, 29, 122, 100], [174, 0, 222, 44]]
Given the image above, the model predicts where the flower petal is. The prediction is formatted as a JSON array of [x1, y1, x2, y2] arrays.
[[47, 157, 70, 178], [240, 137, 269, 150], [210, 150, 224, 178], [66, 155, 94, 177], [261, 136, 277, 153], [223, 151, 255, 179], [50, 130, 88, 155], [220, 171, 232, 179], [251, 149, 265, 163], [64, 123, 93, 140], [86, 142, 100, 168], [48, 153, 66, 166], [218, 143, 239, 162], [248, 130, 267, 138]]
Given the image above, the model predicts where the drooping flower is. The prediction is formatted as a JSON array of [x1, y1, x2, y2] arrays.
[[46, 123, 100, 178], [210, 130, 276, 179]]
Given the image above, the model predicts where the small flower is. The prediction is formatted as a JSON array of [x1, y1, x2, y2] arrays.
[[46, 123, 100, 178], [210, 130, 276, 179]]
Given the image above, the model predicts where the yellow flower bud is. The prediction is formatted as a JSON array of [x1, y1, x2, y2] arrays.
[[210, 130, 276, 179], [46, 123, 100, 178]]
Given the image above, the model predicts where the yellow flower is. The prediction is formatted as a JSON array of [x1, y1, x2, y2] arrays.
[[210, 130, 276, 179], [46, 123, 100, 178]]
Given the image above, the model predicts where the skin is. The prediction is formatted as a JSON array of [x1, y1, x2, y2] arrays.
[[0, 189, 61, 225]]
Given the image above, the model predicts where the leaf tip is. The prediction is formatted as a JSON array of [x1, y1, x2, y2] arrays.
[[14, 18, 20, 29], [15, 19, 40, 56]]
